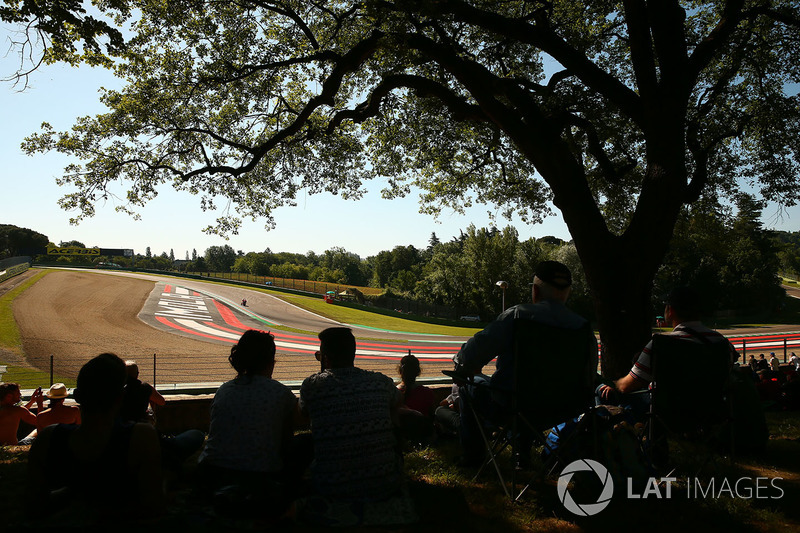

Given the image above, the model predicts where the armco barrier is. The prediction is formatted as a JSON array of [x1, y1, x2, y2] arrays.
[[0, 261, 30, 283]]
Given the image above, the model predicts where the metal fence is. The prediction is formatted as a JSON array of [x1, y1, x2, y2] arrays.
[[2, 349, 458, 394]]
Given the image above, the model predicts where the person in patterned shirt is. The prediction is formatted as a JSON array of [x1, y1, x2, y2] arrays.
[[299, 327, 403, 502], [599, 286, 738, 399]]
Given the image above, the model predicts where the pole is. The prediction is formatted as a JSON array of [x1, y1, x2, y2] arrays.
[[153, 353, 157, 388], [50, 354, 54, 386], [784, 339, 788, 363]]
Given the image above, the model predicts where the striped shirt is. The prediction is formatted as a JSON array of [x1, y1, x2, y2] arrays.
[[629, 322, 738, 383]]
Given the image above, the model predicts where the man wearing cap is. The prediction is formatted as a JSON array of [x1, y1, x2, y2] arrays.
[[453, 260, 596, 465], [36, 383, 81, 432], [602, 286, 738, 398]]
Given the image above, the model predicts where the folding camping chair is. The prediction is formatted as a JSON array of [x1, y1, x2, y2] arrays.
[[447, 318, 598, 500], [644, 334, 734, 472]]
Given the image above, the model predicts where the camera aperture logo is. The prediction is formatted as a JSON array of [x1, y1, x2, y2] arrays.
[[557, 459, 614, 516], [557, 458, 784, 517]]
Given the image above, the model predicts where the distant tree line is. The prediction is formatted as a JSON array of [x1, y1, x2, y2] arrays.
[[2, 195, 795, 320]]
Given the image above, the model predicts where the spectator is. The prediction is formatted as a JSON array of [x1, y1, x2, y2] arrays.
[[756, 369, 782, 404], [28, 353, 164, 524], [791, 352, 800, 372], [120, 361, 165, 424], [603, 287, 738, 398], [756, 353, 770, 371], [36, 383, 81, 432], [781, 372, 800, 410], [433, 371, 487, 438], [396, 353, 435, 445], [397, 354, 435, 416], [0, 383, 43, 445], [769, 352, 781, 373], [453, 261, 596, 466], [120, 361, 202, 474], [197, 329, 300, 512], [299, 327, 403, 502], [747, 355, 759, 374]]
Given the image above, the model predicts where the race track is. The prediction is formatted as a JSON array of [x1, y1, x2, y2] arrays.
[[11, 269, 467, 387]]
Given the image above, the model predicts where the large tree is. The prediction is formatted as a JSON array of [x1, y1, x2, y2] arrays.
[[22, 1, 800, 377]]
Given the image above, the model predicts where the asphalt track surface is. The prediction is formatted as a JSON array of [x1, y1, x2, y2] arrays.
[[11, 268, 469, 387], [7, 268, 800, 388]]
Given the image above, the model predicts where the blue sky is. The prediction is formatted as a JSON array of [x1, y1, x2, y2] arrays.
[[1, 35, 797, 259], [0, 54, 573, 258]]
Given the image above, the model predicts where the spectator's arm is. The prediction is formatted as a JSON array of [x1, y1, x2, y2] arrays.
[[24, 387, 44, 412], [18, 405, 38, 427], [148, 387, 166, 407], [614, 373, 646, 394]]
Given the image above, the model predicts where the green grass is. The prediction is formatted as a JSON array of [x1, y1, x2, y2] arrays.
[[0, 270, 49, 354], [0, 364, 74, 389], [276, 293, 482, 336]]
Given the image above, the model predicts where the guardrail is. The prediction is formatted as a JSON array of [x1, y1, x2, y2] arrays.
[[0, 261, 30, 283]]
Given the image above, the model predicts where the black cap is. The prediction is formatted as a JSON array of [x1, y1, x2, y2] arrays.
[[534, 261, 572, 289]]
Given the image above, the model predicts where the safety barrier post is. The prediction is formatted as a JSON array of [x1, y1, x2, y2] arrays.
[[785, 339, 788, 363], [50, 355, 54, 386], [742, 339, 746, 360], [153, 353, 157, 388]]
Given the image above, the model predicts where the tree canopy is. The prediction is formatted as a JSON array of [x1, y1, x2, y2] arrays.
[[20, 1, 800, 377], [1, 0, 126, 85]]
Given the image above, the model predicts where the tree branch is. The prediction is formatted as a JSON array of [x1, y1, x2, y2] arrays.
[[180, 31, 385, 181], [687, 0, 746, 82], [326, 73, 489, 133], [412, 0, 644, 126]]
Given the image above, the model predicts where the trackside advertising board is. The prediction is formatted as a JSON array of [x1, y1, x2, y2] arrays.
[[46, 247, 101, 256]]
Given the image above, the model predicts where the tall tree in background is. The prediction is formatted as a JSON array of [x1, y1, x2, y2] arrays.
[[204, 245, 237, 272], [0, 224, 48, 258], [21, 2, 800, 377]]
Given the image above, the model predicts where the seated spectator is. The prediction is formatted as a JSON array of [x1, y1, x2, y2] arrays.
[[397, 354, 435, 416], [28, 353, 164, 525], [120, 361, 165, 424], [600, 287, 737, 405], [434, 368, 490, 438], [396, 354, 435, 445], [756, 369, 782, 404], [747, 355, 759, 374], [299, 327, 403, 502], [453, 261, 595, 467], [781, 371, 800, 410], [769, 352, 782, 373], [197, 330, 300, 509], [791, 352, 800, 371], [756, 353, 770, 371], [36, 383, 81, 432], [120, 361, 202, 473], [0, 383, 43, 445]]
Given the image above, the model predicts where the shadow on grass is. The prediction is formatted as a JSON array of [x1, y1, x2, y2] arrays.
[[2, 414, 800, 532]]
